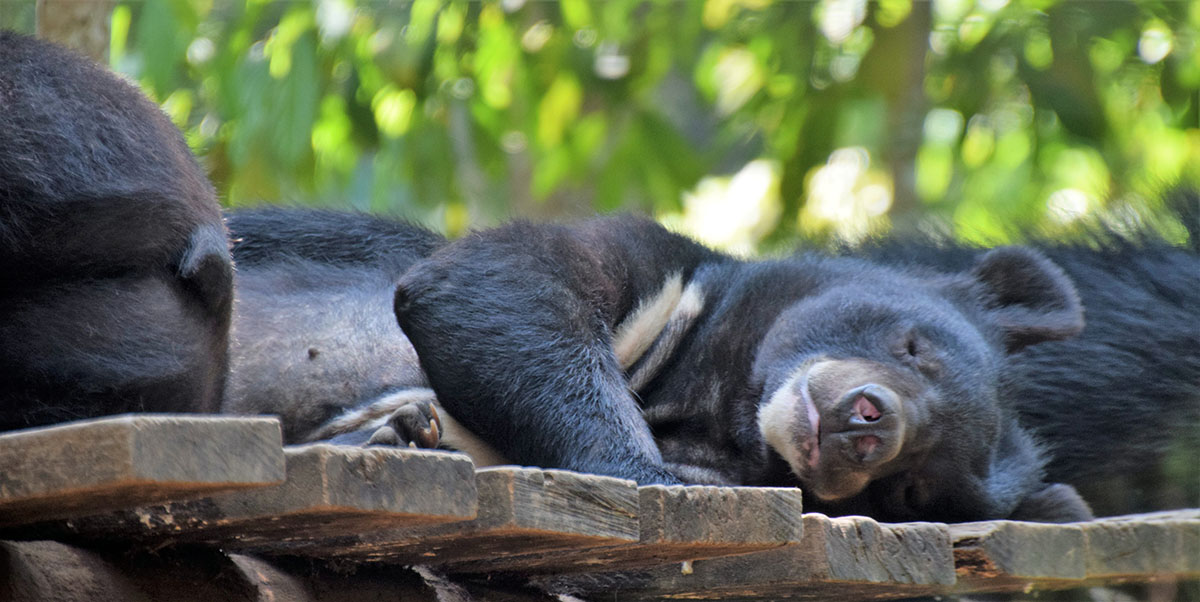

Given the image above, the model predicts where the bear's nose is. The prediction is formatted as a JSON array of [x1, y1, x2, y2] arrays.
[[830, 384, 905, 467], [851, 392, 883, 423]]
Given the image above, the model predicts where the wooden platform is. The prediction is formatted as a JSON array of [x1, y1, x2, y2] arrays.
[[0, 415, 284, 527], [1, 415, 1196, 601]]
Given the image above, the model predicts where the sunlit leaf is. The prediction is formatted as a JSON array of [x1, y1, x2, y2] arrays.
[[916, 144, 953, 202], [537, 74, 582, 147], [961, 116, 995, 167], [109, 4, 132, 67], [406, 0, 441, 47], [532, 147, 572, 200], [1023, 26, 1053, 70], [475, 4, 518, 109], [161, 89, 195, 130], [270, 30, 320, 168], [437, 2, 466, 45], [571, 112, 607, 160], [103, 0, 1199, 249], [134, 0, 186, 96], [560, 0, 593, 30], [373, 86, 418, 138], [875, 0, 912, 29], [993, 130, 1033, 168]]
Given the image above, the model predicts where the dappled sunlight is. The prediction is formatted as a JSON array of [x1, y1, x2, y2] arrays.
[[800, 148, 893, 244], [711, 46, 764, 116], [1045, 188, 1094, 225], [817, 0, 866, 45], [63, 0, 1197, 245], [663, 160, 782, 256], [315, 0, 354, 42], [1138, 22, 1174, 65], [594, 41, 630, 80]]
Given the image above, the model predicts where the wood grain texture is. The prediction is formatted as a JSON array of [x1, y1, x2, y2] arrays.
[[0, 415, 284, 527], [1079, 510, 1200, 579], [3, 445, 477, 549], [228, 556, 559, 602], [950, 510, 1200, 596], [448, 484, 804, 574], [3, 504, 1197, 600], [287, 466, 640, 564], [0, 540, 554, 602], [538, 513, 956, 600], [952, 520, 1087, 580], [0, 539, 259, 602]]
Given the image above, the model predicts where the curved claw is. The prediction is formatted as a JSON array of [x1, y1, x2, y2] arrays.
[[391, 402, 442, 449]]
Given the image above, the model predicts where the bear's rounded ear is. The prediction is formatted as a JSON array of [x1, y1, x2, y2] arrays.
[[970, 246, 1084, 353]]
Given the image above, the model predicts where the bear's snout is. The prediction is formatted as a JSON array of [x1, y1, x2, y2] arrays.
[[825, 383, 906, 468]]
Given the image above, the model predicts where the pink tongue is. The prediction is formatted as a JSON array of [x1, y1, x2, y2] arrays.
[[854, 395, 881, 421]]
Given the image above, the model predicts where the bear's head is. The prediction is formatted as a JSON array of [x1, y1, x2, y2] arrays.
[[753, 247, 1092, 522]]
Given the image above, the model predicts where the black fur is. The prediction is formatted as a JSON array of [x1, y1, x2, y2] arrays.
[[230, 208, 443, 270], [848, 200, 1200, 516], [6, 32, 1188, 525], [0, 32, 232, 429], [393, 217, 723, 484], [222, 209, 443, 442], [227, 208, 1105, 521], [222, 203, 1200, 522]]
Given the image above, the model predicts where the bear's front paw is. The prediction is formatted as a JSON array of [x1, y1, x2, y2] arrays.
[[364, 400, 442, 449]]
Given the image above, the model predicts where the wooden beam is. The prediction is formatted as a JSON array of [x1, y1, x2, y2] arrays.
[[0, 540, 556, 601], [291, 467, 640, 564], [950, 510, 1200, 596], [0, 540, 248, 602], [0, 415, 284, 528], [538, 513, 956, 600], [228, 555, 560, 602], [5, 445, 477, 548], [1079, 510, 1200, 579], [951, 519, 1087, 594], [448, 484, 804, 574]]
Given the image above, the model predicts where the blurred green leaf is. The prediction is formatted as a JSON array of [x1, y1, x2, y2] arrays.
[[100, 0, 1198, 246]]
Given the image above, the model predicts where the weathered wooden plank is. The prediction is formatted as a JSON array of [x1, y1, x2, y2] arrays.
[[538, 513, 956, 600], [449, 484, 804, 574], [1079, 510, 1200, 579], [950, 510, 1200, 596], [225, 556, 440, 602], [228, 556, 559, 602], [952, 520, 1087, 580], [0, 540, 253, 602], [284, 466, 639, 564], [949, 519, 1087, 595], [4, 445, 477, 548], [0, 540, 552, 602], [0, 415, 284, 527]]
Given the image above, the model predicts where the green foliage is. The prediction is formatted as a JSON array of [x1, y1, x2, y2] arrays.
[[106, 0, 1198, 246]]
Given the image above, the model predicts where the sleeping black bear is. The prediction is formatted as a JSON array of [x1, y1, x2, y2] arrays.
[[0, 32, 232, 430], [5, 31, 1192, 525], [223, 207, 1199, 523], [850, 207, 1200, 518]]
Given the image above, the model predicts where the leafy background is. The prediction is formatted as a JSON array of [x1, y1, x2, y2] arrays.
[[6, 0, 1200, 251]]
